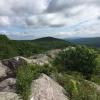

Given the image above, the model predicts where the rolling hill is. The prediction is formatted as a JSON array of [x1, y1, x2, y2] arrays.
[[0, 35, 72, 59], [66, 37, 100, 48], [33, 37, 72, 49]]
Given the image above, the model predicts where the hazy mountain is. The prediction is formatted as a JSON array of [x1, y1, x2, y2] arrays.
[[65, 37, 100, 48]]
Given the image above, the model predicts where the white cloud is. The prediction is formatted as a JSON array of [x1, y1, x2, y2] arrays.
[[25, 13, 67, 27], [0, 16, 10, 26], [0, 0, 100, 39], [0, 0, 48, 16], [0, 0, 99, 28]]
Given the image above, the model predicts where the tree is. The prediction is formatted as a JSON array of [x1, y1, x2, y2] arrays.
[[54, 46, 97, 79]]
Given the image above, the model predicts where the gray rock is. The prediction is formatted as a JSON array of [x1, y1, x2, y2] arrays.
[[2, 56, 27, 71], [29, 49, 61, 65], [0, 62, 7, 79], [1, 56, 29, 77], [30, 74, 69, 100], [46, 49, 61, 58], [0, 92, 21, 100], [0, 78, 16, 92], [31, 54, 50, 65]]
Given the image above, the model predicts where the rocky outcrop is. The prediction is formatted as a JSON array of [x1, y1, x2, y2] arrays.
[[0, 49, 67, 100], [29, 49, 61, 65], [0, 49, 60, 68], [30, 74, 69, 100], [30, 54, 50, 65], [2, 57, 28, 71], [46, 49, 61, 58], [0, 61, 19, 100]]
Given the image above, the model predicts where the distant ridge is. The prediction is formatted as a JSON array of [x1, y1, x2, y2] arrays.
[[33, 36, 71, 43], [66, 37, 100, 48], [34, 36, 65, 41], [33, 36, 72, 49]]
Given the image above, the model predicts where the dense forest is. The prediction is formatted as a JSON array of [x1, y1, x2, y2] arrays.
[[0, 35, 72, 59]]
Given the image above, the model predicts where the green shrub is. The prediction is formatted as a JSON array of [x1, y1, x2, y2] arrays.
[[55, 73, 100, 100], [77, 80, 100, 100], [16, 65, 39, 100], [16, 64, 56, 100], [53, 46, 97, 79]]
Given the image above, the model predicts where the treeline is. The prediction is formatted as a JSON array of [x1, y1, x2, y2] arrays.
[[0, 35, 71, 59]]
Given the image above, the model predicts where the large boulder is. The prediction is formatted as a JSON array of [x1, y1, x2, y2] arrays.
[[0, 92, 21, 100], [30, 74, 69, 100]]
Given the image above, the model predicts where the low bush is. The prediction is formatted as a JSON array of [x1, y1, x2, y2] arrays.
[[16, 65, 39, 100]]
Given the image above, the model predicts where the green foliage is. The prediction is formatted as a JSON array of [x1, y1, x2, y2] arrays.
[[53, 46, 97, 79], [16, 65, 38, 100], [0, 35, 71, 59], [33, 37, 72, 49], [16, 64, 56, 100], [55, 73, 100, 100], [91, 55, 100, 85], [0, 43, 17, 59]]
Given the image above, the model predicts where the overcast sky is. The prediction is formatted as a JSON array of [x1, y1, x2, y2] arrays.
[[0, 0, 100, 39]]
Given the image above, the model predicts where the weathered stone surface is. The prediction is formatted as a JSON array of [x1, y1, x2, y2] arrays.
[[2, 57, 27, 71], [29, 49, 61, 65], [0, 62, 7, 79], [30, 54, 50, 65], [0, 92, 21, 100], [0, 78, 16, 92], [30, 74, 69, 100], [46, 49, 61, 58], [1, 56, 29, 78]]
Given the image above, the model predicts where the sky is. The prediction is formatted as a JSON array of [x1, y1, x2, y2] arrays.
[[0, 0, 100, 40]]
